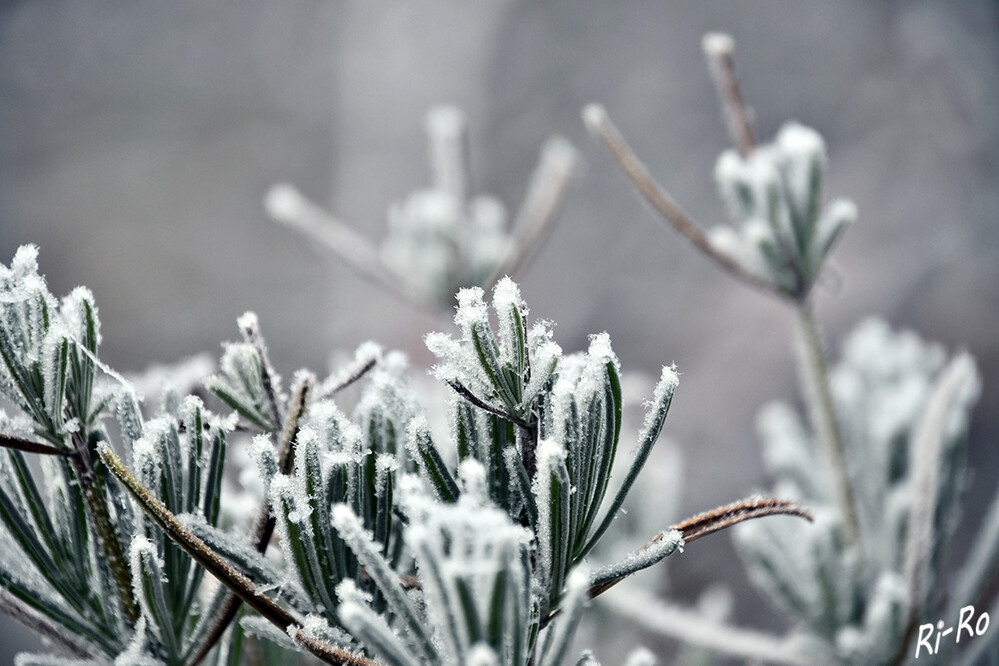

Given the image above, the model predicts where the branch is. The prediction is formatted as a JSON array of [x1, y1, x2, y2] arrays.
[[0, 586, 95, 659], [486, 137, 578, 290], [187, 375, 313, 666], [315, 352, 379, 402], [585, 497, 812, 601], [445, 380, 530, 429], [265, 184, 432, 310], [0, 432, 72, 457], [582, 104, 782, 298], [792, 305, 862, 551], [702, 33, 756, 155]]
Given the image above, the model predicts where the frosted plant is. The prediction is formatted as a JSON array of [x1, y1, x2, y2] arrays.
[[585, 31, 996, 665], [708, 122, 856, 298], [266, 105, 578, 312], [0, 247, 239, 665], [736, 320, 984, 665], [0, 245, 801, 665]]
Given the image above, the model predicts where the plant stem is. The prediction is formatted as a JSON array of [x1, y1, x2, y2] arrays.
[[791, 304, 862, 551], [186, 376, 312, 666], [582, 498, 812, 604], [582, 104, 785, 299], [71, 431, 139, 624], [702, 33, 756, 157], [0, 432, 73, 456]]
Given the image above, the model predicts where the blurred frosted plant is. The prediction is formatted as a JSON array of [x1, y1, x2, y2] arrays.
[[735, 321, 986, 664], [380, 107, 511, 302], [585, 31, 995, 665], [586, 27, 864, 564], [266, 105, 578, 312], [709, 123, 856, 298]]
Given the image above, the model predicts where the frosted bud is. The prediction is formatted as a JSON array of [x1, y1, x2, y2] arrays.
[[702, 32, 734, 57], [265, 183, 306, 223]]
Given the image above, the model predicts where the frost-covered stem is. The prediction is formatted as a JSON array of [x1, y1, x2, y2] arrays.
[[702, 33, 756, 156], [600, 590, 810, 666], [71, 431, 139, 624], [583, 498, 811, 602], [187, 377, 312, 666], [582, 104, 782, 298], [265, 184, 431, 310], [426, 105, 471, 205], [0, 586, 94, 659], [315, 354, 378, 401], [487, 138, 578, 290], [791, 304, 861, 551]]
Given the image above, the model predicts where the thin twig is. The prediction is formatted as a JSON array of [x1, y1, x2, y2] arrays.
[[315, 353, 379, 402], [187, 375, 313, 666], [673, 496, 813, 543], [265, 184, 432, 310], [600, 587, 812, 666], [583, 497, 812, 601], [792, 305, 862, 552], [0, 586, 95, 659], [486, 137, 578, 290], [288, 625, 380, 666], [445, 380, 530, 429], [702, 33, 756, 156], [582, 104, 782, 298], [425, 105, 471, 205], [0, 432, 72, 456], [98, 443, 376, 666]]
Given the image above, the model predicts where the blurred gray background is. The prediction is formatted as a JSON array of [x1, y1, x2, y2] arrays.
[[1, 1, 997, 662]]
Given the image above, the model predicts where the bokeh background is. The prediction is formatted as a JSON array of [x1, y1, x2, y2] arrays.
[[1, 1, 997, 662]]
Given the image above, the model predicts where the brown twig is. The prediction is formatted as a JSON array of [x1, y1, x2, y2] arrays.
[[445, 380, 530, 430], [673, 496, 813, 543], [315, 354, 378, 402], [702, 32, 757, 155], [583, 497, 812, 603], [582, 104, 784, 299], [0, 432, 72, 456], [186, 375, 313, 666]]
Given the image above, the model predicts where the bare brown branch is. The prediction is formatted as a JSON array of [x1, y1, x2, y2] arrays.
[[582, 104, 784, 299], [702, 32, 757, 155], [0, 432, 71, 456]]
